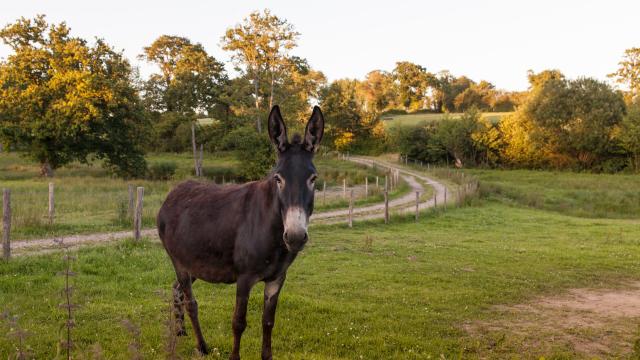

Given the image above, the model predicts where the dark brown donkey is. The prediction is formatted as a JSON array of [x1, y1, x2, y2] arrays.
[[157, 105, 324, 359]]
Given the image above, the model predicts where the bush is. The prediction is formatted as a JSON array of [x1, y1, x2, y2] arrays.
[[223, 126, 276, 181], [147, 161, 177, 180]]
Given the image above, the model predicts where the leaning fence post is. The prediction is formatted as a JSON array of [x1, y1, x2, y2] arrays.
[[134, 187, 144, 241], [48, 182, 55, 224], [2, 189, 10, 260], [128, 184, 135, 218], [415, 191, 420, 221], [348, 189, 354, 228]]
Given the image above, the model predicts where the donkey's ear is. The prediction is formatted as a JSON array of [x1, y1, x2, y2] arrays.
[[268, 105, 288, 152], [303, 106, 324, 152]]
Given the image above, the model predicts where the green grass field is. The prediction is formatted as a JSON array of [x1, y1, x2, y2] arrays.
[[382, 112, 511, 130], [0, 152, 408, 240], [1, 199, 639, 358]]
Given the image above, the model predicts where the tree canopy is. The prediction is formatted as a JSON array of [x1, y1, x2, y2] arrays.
[[0, 15, 147, 177]]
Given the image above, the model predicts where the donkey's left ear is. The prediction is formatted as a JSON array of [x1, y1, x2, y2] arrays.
[[303, 106, 324, 152]]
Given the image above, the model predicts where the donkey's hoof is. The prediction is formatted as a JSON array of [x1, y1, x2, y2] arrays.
[[176, 328, 187, 336], [197, 343, 209, 355]]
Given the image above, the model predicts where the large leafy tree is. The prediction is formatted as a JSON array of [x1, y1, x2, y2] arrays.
[[392, 61, 432, 111], [139, 35, 227, 116], [320, 79, 382, 151], [221, 9, 299, 133], [521, 72, 625, 168], [358, 70, 397, 113], [0, 15, 147, 177]]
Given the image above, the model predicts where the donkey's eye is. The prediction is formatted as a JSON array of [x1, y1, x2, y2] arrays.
[[308, 174, 318, 189], [274, 174, 283, 187]]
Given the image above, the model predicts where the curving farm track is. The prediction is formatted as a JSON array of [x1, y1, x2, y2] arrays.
[[9, 157, 450, 256]]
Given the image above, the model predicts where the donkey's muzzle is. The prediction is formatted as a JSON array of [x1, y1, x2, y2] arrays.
[[283, 207, 309, 252]]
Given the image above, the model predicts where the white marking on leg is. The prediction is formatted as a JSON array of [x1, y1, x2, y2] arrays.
[[265, 279, 282, 301]]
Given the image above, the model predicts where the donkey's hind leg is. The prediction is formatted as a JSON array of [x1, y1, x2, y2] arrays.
[[177, 273, 209, 355], [172, 280, 187, 336]]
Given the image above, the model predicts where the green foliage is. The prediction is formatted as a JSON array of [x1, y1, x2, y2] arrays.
[[140, 35, 227, 115], [147, 161, 177, 180], [223, 126, 276, 180], [0, 15, 148, 178], [320, 79, 384, 152], [609, 47, 640, 102], [620, 100, 640, 171], [522, 74, 626, 169]]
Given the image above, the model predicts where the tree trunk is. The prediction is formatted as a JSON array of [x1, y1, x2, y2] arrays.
[[191, 122, 199, 176], [269, 69, 274, 110], [40, 161, 53, 177], [254, 72, 261, 133]]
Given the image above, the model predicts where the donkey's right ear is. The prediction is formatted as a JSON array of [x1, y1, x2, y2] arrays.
[[268, 105, 288, 153]]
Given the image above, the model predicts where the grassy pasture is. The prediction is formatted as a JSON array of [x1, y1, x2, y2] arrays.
[[1, 200, 639, 358], [0, 152, 408, 240], [468, 168, 640, 219], [381, 112, 511, 130]]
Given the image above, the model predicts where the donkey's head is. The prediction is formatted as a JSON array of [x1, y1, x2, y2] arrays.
[[268, 105, 324, 252]]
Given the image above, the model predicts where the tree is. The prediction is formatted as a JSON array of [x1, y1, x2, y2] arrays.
[[320, 79, 382, 151], [139, 35, 227, 116], [0, 16, 147, 177], [392, 61, 431, 111], [221, 9, 299, 133], [358, 70, 397, 113], [609, 47, 640, 102], [619, 100, 640, 171]]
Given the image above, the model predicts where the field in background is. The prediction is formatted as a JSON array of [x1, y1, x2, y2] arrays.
[[382, 112, 511, 129]]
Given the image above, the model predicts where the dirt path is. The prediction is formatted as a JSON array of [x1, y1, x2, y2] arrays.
[[9, 157, 449, 255], [464, 282, 640, 358]]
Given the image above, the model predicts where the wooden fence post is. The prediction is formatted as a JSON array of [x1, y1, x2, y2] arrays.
[[343, 179, 346, 199], [322, 181, 326, 206], [134, 187, 144, 241], [48, 182, 55, 224], [384, 189, 389, 224], [433, 192, 437, 209], [198, 144, 204, 177], [365, 177, 368, 199], [444, 188, 447, 211], [2, 189, 10, 260], [376, 176, 379, 189], [348, 189, 354, 228], [415, 191, 419, 221], [127, 184, 135, 218], [384, 176, 389, 224], [191, 122, 199, 177]]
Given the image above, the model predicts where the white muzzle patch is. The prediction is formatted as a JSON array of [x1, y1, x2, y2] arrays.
[[284, 207, 308, 236]]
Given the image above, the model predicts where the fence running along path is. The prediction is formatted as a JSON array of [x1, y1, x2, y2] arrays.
[[5, 157, 470, 256]]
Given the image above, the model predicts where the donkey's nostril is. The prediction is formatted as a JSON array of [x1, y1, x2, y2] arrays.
[[283, 231, 288, 241]]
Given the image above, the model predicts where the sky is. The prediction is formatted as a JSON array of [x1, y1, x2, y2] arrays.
[[1, 0, 638, 91]]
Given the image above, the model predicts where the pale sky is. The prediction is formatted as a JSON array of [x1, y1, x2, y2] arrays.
[[1, 0, 638, 91]]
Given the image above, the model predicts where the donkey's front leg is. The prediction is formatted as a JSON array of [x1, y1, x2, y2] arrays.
[[261, 274, 286, 360], [230, 276, 256, 360]]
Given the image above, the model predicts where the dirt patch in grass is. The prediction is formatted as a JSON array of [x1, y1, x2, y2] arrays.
[[464, 282, 640, 358]]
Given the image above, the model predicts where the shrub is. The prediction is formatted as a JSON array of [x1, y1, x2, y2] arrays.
[[223, 126, 276, 181], [147, 161, 177, 180]]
